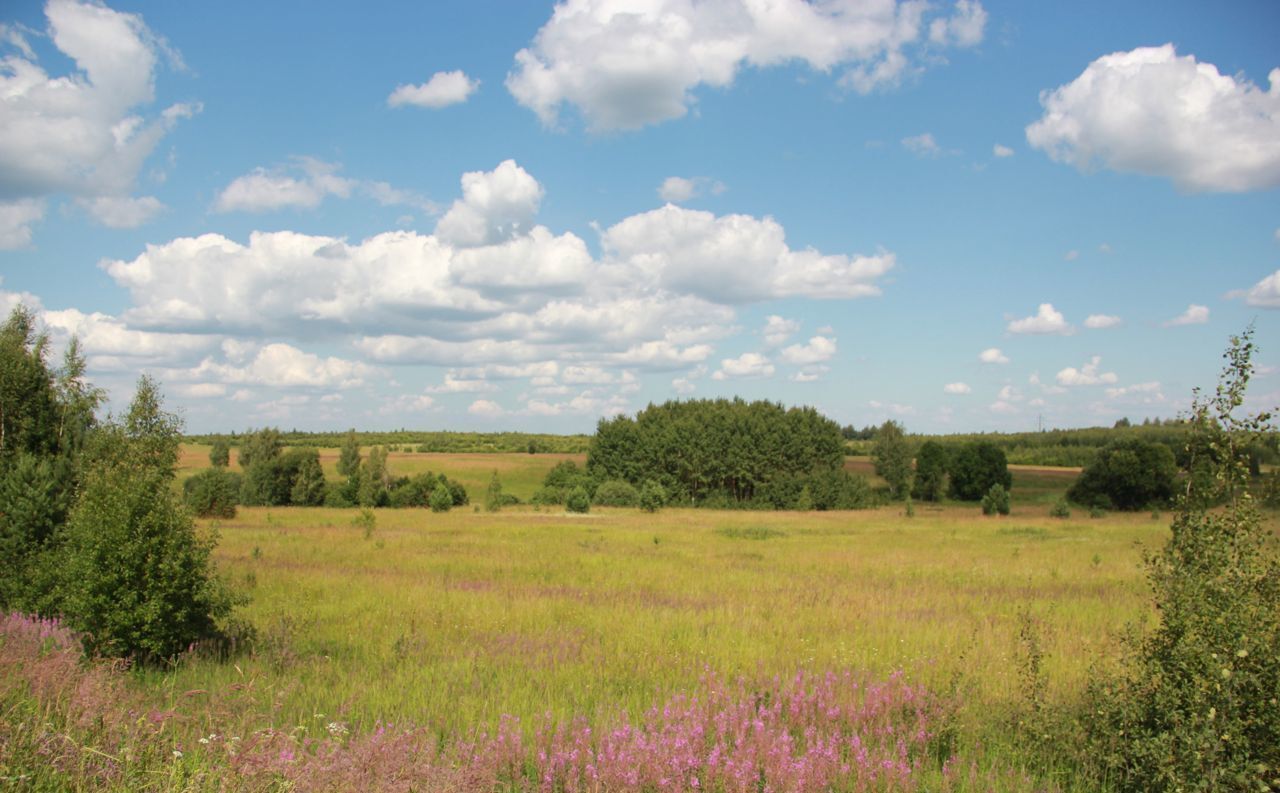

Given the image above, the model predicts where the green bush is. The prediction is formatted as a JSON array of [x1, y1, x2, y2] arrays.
[[1048, 497, 1071, 519], [484, 471, 504, 512], [639, 480, 666, 513], [593, 479, 639, 507], [948, 442, 1012, 501], [565, 486, 590, 513], [981, 483, 1010, 515], [183, 468, 240, 519], [911, 441, 948, 502], [1067, 438, 1177, 511], [1086, 328, 1280, 791], [429, 485, 453, 513]]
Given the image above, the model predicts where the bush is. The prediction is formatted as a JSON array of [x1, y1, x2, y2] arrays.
[[1048, 497, 1070, 519], [1067, 438, 1177, 511], [484, 471, 504, 512], [1086, 328, 1280, 791], [949, 442, 1012, 501], [981, 483, 1010, 515], [593, 479, 639, 507], [565, 486, 590, 513], [183, 468, 239, 519], [429, 485, 452, 513], [639, 480, 666, 513]]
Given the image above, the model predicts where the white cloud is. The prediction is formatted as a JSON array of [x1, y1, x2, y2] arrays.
[[658, 175, 725, 203], [1084, 314, 1121, 329], [174, 383, 227, 399], [215, 157, 355, 213], [1165, 304, 1210, 326], [672, 376, 697, 394], [1241, 270, 1280, 308], [711, 352, 774, 380], [39, 307, 217, 368], [902, 133, 940, 157], [0, 199, 45, 249], [380, 393, 436, 414], [387, 70, 479, 109], [179, 343, 376, 389], [779, 335, 836, 365], [869, 399, 915, 416], [1008, 303, 1073, 335], [78, 195, 163, 228], [1056, 356, 1118, 386], [475, 398, 516, 417], [789, 365, 828, 383], [1026, 44, 1280, 192], [943, 382, 971, 394], [602, 204, 893, 303], [979, 347, 1010, 364], [997, 384, 1021, 402], [0, 1, 193, 228], [1105, 381, 1163, 401], [424, 374, 498, 394], [507, 0, 986, 131], [988, 400, 1017, 414], [435, 159, 544, 247], [992, 144, 1014, 158], [762, 315, 799, 346]]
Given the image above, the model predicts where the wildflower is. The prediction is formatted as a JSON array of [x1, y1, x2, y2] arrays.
[[172, 749, 183, 759], [327, 721, 349, 737]]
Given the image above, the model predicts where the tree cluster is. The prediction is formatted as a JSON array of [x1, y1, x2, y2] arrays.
[[586, 398, 856, 509], [1067, 437, 1177, 510]]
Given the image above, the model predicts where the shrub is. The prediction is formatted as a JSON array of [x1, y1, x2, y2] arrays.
[[1048, 497, 1070, 519], [1067, 438, 1177, 511], [593, 479, 639, 507], [388, 473, 437, 508], [565, 486, 590, 513], [1086, 327, 1280, 791], [948, 442, 1012, 501], [981, 483, 1010, 515], [428, 485, 452, 513], [183, 468, 239, 518], [484, 471, 505, 512], [639, 480, 666, 513]]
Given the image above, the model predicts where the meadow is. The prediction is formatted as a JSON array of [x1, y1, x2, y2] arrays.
[[12, 447, 1271, 790]]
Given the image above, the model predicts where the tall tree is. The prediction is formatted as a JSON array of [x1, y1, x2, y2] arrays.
[[911, 441, 948, 502], [336, 428, 361, 477], [871, 420, 913, 500]]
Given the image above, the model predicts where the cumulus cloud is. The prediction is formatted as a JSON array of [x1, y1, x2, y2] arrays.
[[711, 352, 774, 380], [779, 335, 836, 365], [435, 159, 544, 247], [424, 374, 498, 394], [39, 307, 217, 369], [1241, 270, 1280, 308], [468, 399, 505, 418], [1084, 314, 1121, 329], [992, 144, 1014, 158], [601, 204, 894, 303], [0, 199, 45, 249], [78, 195, 163, 228], [387, 70, 478, 109], [1008, 303, 1073, 335], [943, 382, 971, 394], [1026, 45, 1280, 192], [1056, 356, 1118, 386], [507, 0, 986, 131], [0, 1, 193, 230], [179, 343, 377, 389], [979, 347, 1009, 364], [762, 315, 799, 346], [1105, 381, 1163, 401], [215, 158, 355, 213], [658, 175, 725, 203], [1165, 304, 1210, 326], [902, 133, 940, 157]]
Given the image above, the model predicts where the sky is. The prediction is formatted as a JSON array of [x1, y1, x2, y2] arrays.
[[1, 0, 1278, 435]]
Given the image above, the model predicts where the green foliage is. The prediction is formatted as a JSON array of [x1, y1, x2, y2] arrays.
[[639, 480, 666, 513], [336, 428, 361, 477], [484, 470, 505, 512], [351, 508, 376, 538], [911, 441, 948, 502], [1086, 327, 1280, 791], [357, 446, 391, 507], [537, 459, 596, 504], [0, 453, 70, 610], [288, 450, 327, 506], [183, 468, 239, 519], [948, 442, 1012, 501], [1067, 438, 1177, 511], [565, 485, 591, 514], [387, 473, 438, 508], [587, 398, 845, 506], [428, 484, 452, 513], [795, 485, 814, 512], [209, 437, 230, 468], [59, 376, 236, 663], [593, 479, 638, 507], [981, 483, 1010, 516], [871, 420, 913, 499], [1049, 497, 1071, 519], [237, 426, 282, 470]]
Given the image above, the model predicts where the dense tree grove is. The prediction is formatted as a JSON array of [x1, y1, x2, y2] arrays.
[[1067, 438, 1177, 510], [911, 441, 948, 502], [587, 399, 851, 507], [947, 442, 1012, 501]]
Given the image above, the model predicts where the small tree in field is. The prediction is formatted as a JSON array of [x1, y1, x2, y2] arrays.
[[912, 441, 947, 502], [871, 420, 913, 499], [209, 437, 231, 468], [484, 470, 504, 512], [639, 480, 666, 513], [948, 441, 1011, 501], [1087, 327, 1279, 791], [981, 483, 1010, 515], [336, 428, 361, 477]]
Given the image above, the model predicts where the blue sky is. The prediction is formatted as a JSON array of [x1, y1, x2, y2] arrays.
[[1, 0, 1277, 434]]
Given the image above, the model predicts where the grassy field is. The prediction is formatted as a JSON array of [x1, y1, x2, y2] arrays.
[[15, 449, 1255, 790]]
